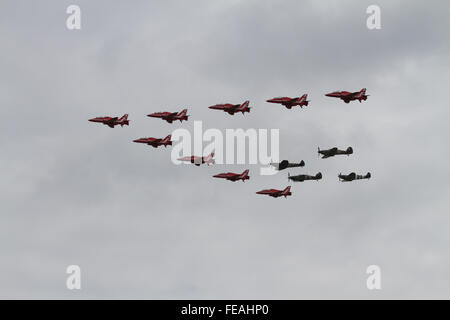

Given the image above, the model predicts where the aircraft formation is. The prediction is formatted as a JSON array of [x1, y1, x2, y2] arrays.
[[89, 88, 371, 198]]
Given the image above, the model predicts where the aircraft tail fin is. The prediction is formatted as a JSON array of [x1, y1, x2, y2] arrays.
[[282, 186, 291, 194], [178, 109, 188, 117], [240, 100, 249, 109], [205, 152, 215, 164], [162, 134, 172, 143], [240, 169, 249, 180], [118, 114, 129, 126]]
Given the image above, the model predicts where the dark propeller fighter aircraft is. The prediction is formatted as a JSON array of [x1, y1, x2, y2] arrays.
[[325, 88, 369, 103], [133, 134, 172, 148], [88, 114, 129, 128], [266, 94, 309, 109], [147, 109, 188, 123], [213, 169, 249, 182], [318, 147, 353, 159], [288, 172, 322, 182], [208, 100, 250, 115], [178, 152, 215, 166], [256, 186, 292, 198], [338, 172, 371, 182], [270, 160, 305, 171]]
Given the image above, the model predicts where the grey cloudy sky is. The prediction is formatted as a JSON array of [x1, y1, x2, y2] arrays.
[[1, 0, 449, 299]]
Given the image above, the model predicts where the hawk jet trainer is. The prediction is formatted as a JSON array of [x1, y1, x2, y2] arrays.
[[256, 186, 292, 198], [288, 172, 322, 182], [325, 88, 369, 103], [133, 134, 172, 148], [270, 160, 305, 171], [318, 147, 353, 159], [88, 114, 129, 128], [208, 100, 250, 115], [178, 152, 215, 166], [266, 94, 309, 109], [147, 109, 189, 123], [338, 172, 371, 182], [213, 169, 250, 182]]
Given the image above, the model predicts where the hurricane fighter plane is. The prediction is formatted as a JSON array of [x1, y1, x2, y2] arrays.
[[338, 172, 371, 182], [208, 100, 250, 115], [318, 147, 353, 159], [325, 88, 369, 103], [266, 94, 309, 109], [88, 114, 129, 128], [133, 134, 172, 148], [270, 160, 305, 171], [147, 109, 188, 123], [178, 152, 215, 166], [256, 186, 292, 198], [213, 169, 249, 182], [288, 172, 322, 182]]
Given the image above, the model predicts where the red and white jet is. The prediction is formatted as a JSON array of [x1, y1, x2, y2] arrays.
[[213, 169, 249, 182], [325, 88, 369, 103], [178, 152, 215, 166], [266, 94, 309, 109], [88, 114, 129, 128], [133, 134, 172, 148], [256, 186, 292, 198], [208, 100, 250, 115], [147, 109, 189, 123]]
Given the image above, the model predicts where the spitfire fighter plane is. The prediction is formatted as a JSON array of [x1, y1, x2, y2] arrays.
[[266, 94, 309, 109], [338, 172, 371, 182], [147, 109, 189, 123], [178, 152, 215, 166], [325, 88, 369, 103], [88, 114, 129, 128], [213, 169, 249, 182], [133, 134, 172, 148], [208, 100, 250, 115], [318, 147, 353, 159], [288, 172, 322, 182], [256, 186, 292, 198], [270, 160, 305, 171]]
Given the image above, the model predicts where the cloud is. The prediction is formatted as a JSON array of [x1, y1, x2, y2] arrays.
[[1, 0, 449, 298]]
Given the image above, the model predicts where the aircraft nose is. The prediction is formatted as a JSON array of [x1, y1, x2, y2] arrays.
[[88, 118, 95, 122]]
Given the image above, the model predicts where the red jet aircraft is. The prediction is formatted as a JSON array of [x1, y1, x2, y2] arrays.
[[213, 169, 249, 182], [325, 88, 369, 103], [178, 152, 215, 166], [266, 94, 309, 109], [88, 114, 129, 128], [208, 100, 250, 115], [256, 186, 292, 198], [147, 109, 188, 123], [133, 134, 172, 148]]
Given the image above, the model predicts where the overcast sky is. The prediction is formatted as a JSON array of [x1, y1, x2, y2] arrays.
[[1, 0, 449, 299]]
